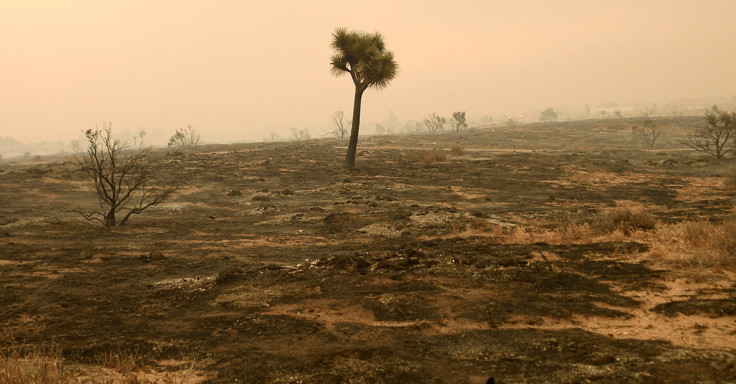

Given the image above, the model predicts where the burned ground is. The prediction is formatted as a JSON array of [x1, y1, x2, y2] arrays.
[[1, 116, 735, 383]]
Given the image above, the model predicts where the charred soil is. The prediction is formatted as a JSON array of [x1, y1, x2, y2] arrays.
[[1, 117, 735, 383]]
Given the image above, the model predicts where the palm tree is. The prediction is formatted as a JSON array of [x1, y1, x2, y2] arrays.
[[330, 28, 398, 169]]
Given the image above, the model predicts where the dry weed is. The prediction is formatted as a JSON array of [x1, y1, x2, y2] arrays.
[[593, 201, 656, 235], [566, 167, 621, 185], [449, 145, 465, 156], [551, 212, 594, 243], [649, 219, 736, 270], [502, 226, 532, 244], [97, 352, 140, 378], [0, 339, 63, 384], [405, 149, 448, 163], [559, 221, 594, 242], [676, 177, 726, 202], [0, 340, 199, 384], [727, 171, 736, 189]]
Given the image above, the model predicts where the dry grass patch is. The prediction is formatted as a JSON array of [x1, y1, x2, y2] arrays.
[[537, 204, 654, 245], [449, 145, 465, 156], [675, 177, 726, 202], [405, 149, 448, 163], [727, 171, 736, 189], [565, 166, 623, 185], [0, 339, 202, 384], [650, 219, 736, 270], [501, 226, 533, 244], [554, 220, 594, 243], [592, 201, 657, 235], [0, 340, 63, 384]]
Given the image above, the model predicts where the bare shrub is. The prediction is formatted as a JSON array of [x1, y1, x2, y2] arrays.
[[70, 123, 173, 227], [451, 111, 467, 133], [168, 125, 201, 148], [682, 106, 735, 158], [593, 202, 656, 235], [449, 145, 465, 156], [423, 113, 446, 133], [631, 118, 660, 147], [263, 132, 281, 142], [329, 111, 350, 139], [405, 149, 447, 163], [289, 127, 311, 142]]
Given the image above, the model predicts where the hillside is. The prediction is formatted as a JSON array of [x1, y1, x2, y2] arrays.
[[1, 116, 735, 383]]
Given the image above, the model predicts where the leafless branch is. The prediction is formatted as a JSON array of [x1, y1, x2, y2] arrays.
[[71, 122, 173, 227]]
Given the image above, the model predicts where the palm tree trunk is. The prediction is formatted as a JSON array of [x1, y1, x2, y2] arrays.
[[344, 87, 364, 169]]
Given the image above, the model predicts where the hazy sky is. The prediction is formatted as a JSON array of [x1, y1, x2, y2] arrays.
[[2, 1, 735, 144]]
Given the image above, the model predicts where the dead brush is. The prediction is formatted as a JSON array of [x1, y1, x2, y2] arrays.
[[0, 338, 64, 384], [727, 171, 736, 189], [555, 220, 593, 243], [469, 217, 493, 231], [593, 201, 657, 235], [405, 148, 448, 163], [650, 219, 736, 270], [449, 145, 465, 156], [96, 352, 139, 377], [537, 211, 594, 244], [501, 225, 533, 244]]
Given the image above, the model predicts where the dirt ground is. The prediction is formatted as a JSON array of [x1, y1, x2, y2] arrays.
[[1, 116, 735, 383]]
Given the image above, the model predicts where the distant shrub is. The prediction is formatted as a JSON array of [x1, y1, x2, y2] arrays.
[[451, 111, 468, 133], [168, 125, 201, 148], [406, 149, 447, 163], [449, 145, 465, 156], [423, 113, 446, 133], [289, 127, 311, 142], [539, 107, 558, 122], [593, 202, 657, 235], [631, 118, 660, 147], [329, 111, 350, 139]]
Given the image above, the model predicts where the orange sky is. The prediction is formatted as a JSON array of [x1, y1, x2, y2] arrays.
[[1, 1, 735, 144]]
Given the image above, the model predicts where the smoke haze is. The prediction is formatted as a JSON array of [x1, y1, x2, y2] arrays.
[[1, 0, 735, 146]]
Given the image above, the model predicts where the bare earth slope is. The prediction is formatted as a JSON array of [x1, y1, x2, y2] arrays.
[[1, 117, 735, 383]]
